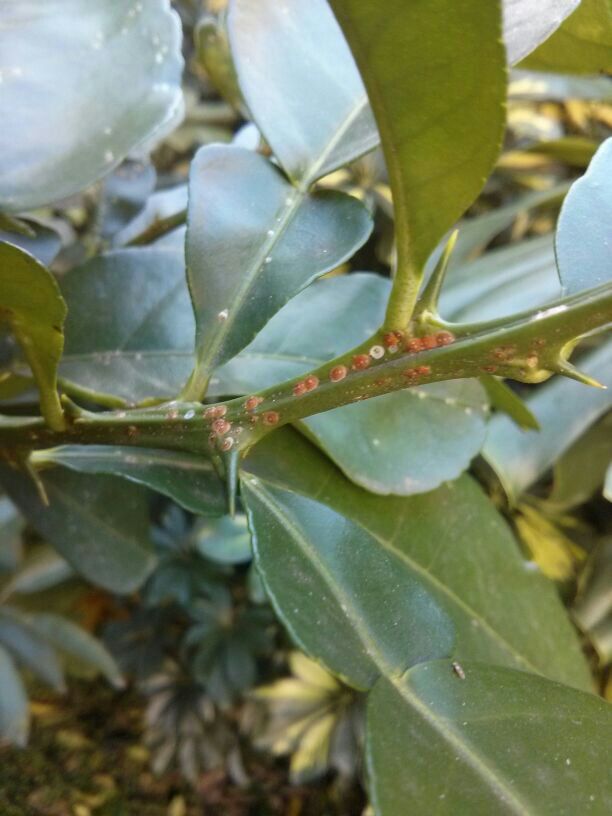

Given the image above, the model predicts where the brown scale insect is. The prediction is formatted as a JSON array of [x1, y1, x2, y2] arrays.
[[481, 365, 497, 373], [329, 365, 348, 382], [212, 418, 231, 435], [351, 354, 371, 370], [405, 337, 424, 354], [416, 365, 431, 376], [244, 396, 263, 412], [383, 331, 403, 349], [220, 437, 234, 452], [262, 411, 280, 426], [204, 404, 227, 420], [403, 367, 418, 379], [303, 375, 319, 392], [435, 330, 455, 346], [293, 381, 307, 396], [421, 334, 438, 350], [492, 345, 516, 361]]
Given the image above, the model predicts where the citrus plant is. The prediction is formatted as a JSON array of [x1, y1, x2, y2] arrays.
[[1, 0, 612, 812]]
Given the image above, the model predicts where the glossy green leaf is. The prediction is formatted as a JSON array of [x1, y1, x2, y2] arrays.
[[521, 0, 612, 74], [302, 380, 489, 495], [368, 661, 611, 816], [547, 414, 612, 510], [0, 242, 66, 429], [0, 466, 155, 594], [329, 0, 506, 275], [479, 376, 540, 431], [228, 0, 378, 185], [59, 246, 194, 403], [0, 606, 64, 691], [242, 474, 455, 690], [503, 0, 580, 64], [0, 0, 183, 212], [243, 429, 592, 691], [27, 613, 124, 688], [32, 446, 226, 517], [183, 145, 372, 394], [556, 138, 612, 294], [483, 341, 612, 501], [440, 235, 561, 323], [0, 643, 28, 747], [194, 515, 252, 564]]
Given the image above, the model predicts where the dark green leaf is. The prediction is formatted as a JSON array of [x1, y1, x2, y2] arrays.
[[503, 0, 580, 64], [0, 242, 66, 429], [556, 137, 612, 294], [32, 446, 226, 516], [329, 0, 506, 272], [521, 0, 612, 74], [0, 0, 183, 212], [242, 429, 592, 691], [242, 473, 455, 690], [228, 0, 378, 185], [368, 661, 611, 815], [27, 613, 124, 688], [0, 466, 155, 594], [0, 496, 23, 573], [183, 145, 372, 391], [483, 341, 612, 501], [0, 643, 28, 747], [0, 606, 64, 691], [2, 545, 72, 595], [194, 514, 252, 564], [59, 246, 194, 402]]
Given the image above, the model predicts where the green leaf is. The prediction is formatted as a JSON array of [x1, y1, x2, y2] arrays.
[[480, 376, 540, 431], [0, 643, 29, 747], [27, 613, 124, 689], [194, 514, 252, 564], [0, 606, 65, 691], [0, 496, 23, 573], [521, 0, 612, 74], [483, 341, 612, 501], [59, 246, 194, 403], [510, 69, 612, 101], [0, 0, 183, 212], [0, 220, 62, 266], [302, 380, 489, 495], [547, 414, 612, 510], [329, 0, 506, 320], [0, 242, 66, 429], [0, 466, 155, 594], [2, 545, 73, 596], [556, 137, 612, 294], [440, 235, 560, 323], [32, 446, 226, 517], [367, 661, 611, 816], [242, 473, 455, 690], [183, 145, 372, 395], [503, 0, 581, 64], [242, 429, 592, 691], [228, 0, 378, 185]]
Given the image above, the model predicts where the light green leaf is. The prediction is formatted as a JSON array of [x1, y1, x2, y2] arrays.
[[479, 376, 540, 431], [483, 341, 612, 501], [0, 242, 66, 429], [0, 466, 155, 594], [0, 643, 29, 747], [368, 661, 611, 816], [2, 545, 72, 596], [510, 69, 612, 101], [183, 145, 372, 395], [0, 0, 183, 212], [329, 0, 506, 284], [243, 429, 592, 691], [521, 0, 612, 74], [242, 473, 455, 690], [503, 0, 581, 65], [0, 606, 64, 691], [556, 137, 612, 294], [32, 446, 226, 517], [194, 514, 252, 564], [59, 246, 194, 403], [27, 613, 124, 688], [228, 0, 378, 185], [0, 220, 62, 266]]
